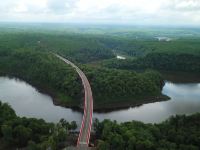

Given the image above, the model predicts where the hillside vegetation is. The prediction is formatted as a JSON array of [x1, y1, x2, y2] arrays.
[[94, 114, 200, 150], [0, 49, 166, 110], [0, 49, 82, 107], [1, 101, 200, 150], [0, 101, 77, 149], [102, 53, 200, 73], [0, 25, 200, 109], [82, 66, 166, 109], [0, 31, 115, 63]]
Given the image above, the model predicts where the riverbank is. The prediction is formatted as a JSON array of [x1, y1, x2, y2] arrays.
[[0, 74, 169, 112], [0, 50, 167, 112], [1, 100, 200, 149], [35, 81, 167, 112], [29, 79, 170, 112], [0, 101, 78, 149], [93, 94, 170, 112], [161, 71, 200, 83], [52, 93, 170, 112], [36, 81, 169, 112], [93, 113, 200, 150], [1, 76, 200, 124], [0, 73, 82, 108]]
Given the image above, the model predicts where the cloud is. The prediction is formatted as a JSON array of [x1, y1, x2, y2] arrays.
[[47, 0, 77, 13], [0, 0, 200, 25], [172, 0, 200, 11]]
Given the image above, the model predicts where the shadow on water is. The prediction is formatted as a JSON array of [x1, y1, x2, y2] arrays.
[[0, 74, 200, 124], [161, 71, 200, 83]]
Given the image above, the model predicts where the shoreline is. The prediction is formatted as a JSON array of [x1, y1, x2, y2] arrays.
[[52, 94, 170, 112], [92, 94, 170, 112], [0, 74, 170, 112], [45, 89, 170, 112]]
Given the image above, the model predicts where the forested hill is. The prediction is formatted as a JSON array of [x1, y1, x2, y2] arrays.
[[1, 101, 200, 150], [0, 49, 167, 110], [1, 27, 200, 64], [0, 27, 200, 72], [0, 31, 115, 63], [0, 101, 77, 149], [82, 66, 167, 109], [102, 53, 200, 73], [94, 113, 200, 150], [0, 49, 83, 107], [0, 26, 199, 109]]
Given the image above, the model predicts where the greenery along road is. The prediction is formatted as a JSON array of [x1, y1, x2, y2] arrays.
[[54, 54, 93, 148], [0, 49, 166, 110], [0, 101, 78, 149], [94, 113, 200, 150], [1, 101, 200, 150], [0, 28, 199, 110]]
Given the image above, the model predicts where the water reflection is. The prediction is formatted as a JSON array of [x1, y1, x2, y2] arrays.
[[0, 76, 200, 124], [0, 77, 82, 124], [93, 82, 200, 123]]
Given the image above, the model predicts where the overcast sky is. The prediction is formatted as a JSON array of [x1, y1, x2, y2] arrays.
[[0, 0, 200, 25]]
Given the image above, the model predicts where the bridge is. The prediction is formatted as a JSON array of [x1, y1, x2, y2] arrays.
[[54, 54, 93, 148]]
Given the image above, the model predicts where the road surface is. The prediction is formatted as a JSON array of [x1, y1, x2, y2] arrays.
[[54, 54, 93, 148]]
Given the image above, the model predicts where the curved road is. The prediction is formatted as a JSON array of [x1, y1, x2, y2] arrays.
[[54, 54, 93, 148]]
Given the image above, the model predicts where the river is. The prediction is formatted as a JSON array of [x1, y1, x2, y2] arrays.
[[0, 76, 200, 125]]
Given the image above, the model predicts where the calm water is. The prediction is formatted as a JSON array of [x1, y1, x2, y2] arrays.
[[94, 82, 200, 123], [0, 77, 82, 124], [0, 76, 200, 125]]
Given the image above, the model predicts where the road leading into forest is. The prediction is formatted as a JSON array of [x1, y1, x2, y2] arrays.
[[54, 54, 93, 148]]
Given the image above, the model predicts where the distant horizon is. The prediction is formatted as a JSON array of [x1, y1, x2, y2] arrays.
[[1, 21, 200, 29], [0, 0, 200, 26]]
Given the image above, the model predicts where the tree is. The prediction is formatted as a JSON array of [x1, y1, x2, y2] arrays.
[[97, 140, 109, 150], [1, 125, 13, 143], [127, 136, 136, 150], [110, 134, 124, 150], [13, 125, 32, 146], [70, 121, 77, 130]]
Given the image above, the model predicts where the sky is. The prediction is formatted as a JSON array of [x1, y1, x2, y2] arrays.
[[0, 0, 200, 26]]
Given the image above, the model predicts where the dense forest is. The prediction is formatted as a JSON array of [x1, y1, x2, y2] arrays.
[[94, 113, 200, 150], [82, 66, 167, 109], [0, 26, 200, 109], [1, 101, 200, 150], [111, 39, 200, 57], [0, 101, 77, 150], [0, 49, 166, 110], [0, 31, 115, 63], [102, 53, 200, 73], [1, 26, 200, 63], [0, 24, 200, 149], [0, 49, 82, 107]]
